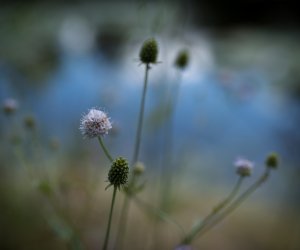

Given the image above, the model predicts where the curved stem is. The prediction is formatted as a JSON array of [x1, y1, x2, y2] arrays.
[[182, 169, 270, 244], [195, 169, 270, 240], [97, 137, 113, 162], [132, 63, 150, 165], [102, 186, 117, 250], [212, 176, 244, 214], [182, 176, 244, 244]]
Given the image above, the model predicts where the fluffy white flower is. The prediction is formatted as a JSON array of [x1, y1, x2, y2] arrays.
[[234, 157, 254, 177], [80, 108, 112, 138]]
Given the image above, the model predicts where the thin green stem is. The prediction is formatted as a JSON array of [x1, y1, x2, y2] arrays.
[[115, 63, 150, 249], [181, 169, 270, 244], [114, 195, 130, 249], [102, 186, 117, 250], [212, 176, 244, 214], [132, 195, 186, 237], [160, 70, 182, 211], [182, 176, 244, 244], [114, 170, 137, 249], [97, 136, 113, 162], [195, 169, 270, 240], [132, 63, 150, 165]]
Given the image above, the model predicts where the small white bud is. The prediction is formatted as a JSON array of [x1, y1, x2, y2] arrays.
[[3, 98, 18, 115], [234, 157, 254, 177]]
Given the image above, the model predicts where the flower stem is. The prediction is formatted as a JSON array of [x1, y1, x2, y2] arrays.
[[115, 63, 150, 249], [132, 63, 150, 165], [182, 176, 244, 244], [181, 169, 270, 244], [114, 194, 130, 249], [97, 136, 113, 162], [102, 186, 117, 250], [160, 70, 182, 211], [212, 176, 244, 214], [195, 169, 270, 240]]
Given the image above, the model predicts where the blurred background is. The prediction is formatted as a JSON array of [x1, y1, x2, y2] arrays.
[[0, 0, 300, 249]]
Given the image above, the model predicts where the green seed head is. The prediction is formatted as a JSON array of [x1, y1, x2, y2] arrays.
[[139, 38, 158, 64], [108, 157, 129, 189], [175, 49, 189, 70], [24, 115, 36, 130], [265, 153, 279, 169]]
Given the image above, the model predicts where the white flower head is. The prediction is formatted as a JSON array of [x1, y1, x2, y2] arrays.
[[80, 108, 112, 139], [234, 157, 254, 177]]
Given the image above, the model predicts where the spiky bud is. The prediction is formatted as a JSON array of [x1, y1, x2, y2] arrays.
[[265, 153, 278, 169], [139, 38, 158, 64], [108, 157, 129, 189], [175, 50, 189, 70]]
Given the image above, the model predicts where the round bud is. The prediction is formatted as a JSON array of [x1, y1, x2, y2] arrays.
[[133, 162, 145, 176], [24, 115, 36, 130], [139, 38, 158, 64], [175, 50, 189, 70], [234, 158, 254, 177], [265, 153, 278, 169], [3, 98, 18, 115], [80, 108, 112, 139], [108, 157, 129, 189]]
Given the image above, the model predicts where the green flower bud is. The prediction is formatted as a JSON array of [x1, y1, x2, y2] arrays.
[[24, 115, 36, 130], [175, 49, 189, 70], [265, 153, 279, 169], [139, 38, 158, 64], [108, 157, 129, 189]]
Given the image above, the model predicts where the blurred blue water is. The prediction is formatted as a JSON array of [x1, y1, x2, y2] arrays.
[[1, 47, 299, 166]]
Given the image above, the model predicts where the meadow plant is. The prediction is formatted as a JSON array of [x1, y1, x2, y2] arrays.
[[2, 38, 280, 250], [115, 38, 159, 249], [80, 108, 129, 250], [160, 49, 190, 211], [78, 39, 280, 250], [2, 100, 84, 250], [180, 154, 279, 245]]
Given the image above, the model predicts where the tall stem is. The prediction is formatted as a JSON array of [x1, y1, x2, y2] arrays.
[[182, 170, 270, 244], [195, 169, 270, 239], [102, 186, 117, 250], [115, 63, 150, 249], [132, 63, 150, 165], [212, 176, 243, 213], [160, 70, 182, 211], [97, 137, 113, 162], [114, 195, 130, 249], [182, 176, 244, 244]]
